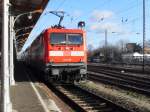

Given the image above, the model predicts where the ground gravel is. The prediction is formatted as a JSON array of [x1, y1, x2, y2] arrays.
[[79, 81, 150, 112]]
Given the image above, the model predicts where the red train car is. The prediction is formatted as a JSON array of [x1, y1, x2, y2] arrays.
[[24, 27, 87, 83]]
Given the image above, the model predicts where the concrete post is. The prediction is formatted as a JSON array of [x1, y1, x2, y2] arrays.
[[9, 15, 15, 85], [2, 0, 12, 112]]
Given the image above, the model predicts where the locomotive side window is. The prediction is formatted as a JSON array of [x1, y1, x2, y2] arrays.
[[50, 33, 66, 44], [67, 34, 83, 45]]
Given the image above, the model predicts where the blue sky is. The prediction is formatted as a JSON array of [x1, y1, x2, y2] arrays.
[[21, 0, 150, 53]]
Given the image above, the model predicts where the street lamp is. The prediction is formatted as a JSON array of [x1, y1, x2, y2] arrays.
[[9, 9, 42, 86], [12, 9, 42, 29], [2, 1, 42, 111], [2, 0, 11, 112], [12, 9, 42, 52]]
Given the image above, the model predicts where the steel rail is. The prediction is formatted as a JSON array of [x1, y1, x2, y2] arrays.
[[47, 84, 131, 112], [88, 64, 150, 74], [88, 67, 150, 85], [24, 63, 131, 112], [88, 71, 150, 96]]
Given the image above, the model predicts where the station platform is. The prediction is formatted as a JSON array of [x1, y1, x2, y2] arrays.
[[11, 62, 61, 112]]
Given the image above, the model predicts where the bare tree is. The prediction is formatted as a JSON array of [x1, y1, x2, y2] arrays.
[[117, 39, 129, 53], [145, 40, 150, 48], [87, 44, 94, 58]]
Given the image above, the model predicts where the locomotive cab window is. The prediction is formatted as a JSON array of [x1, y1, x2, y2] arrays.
[[67, 34, 83, 45], [50, 33, 83, 45], [50, 33, 66, 44]]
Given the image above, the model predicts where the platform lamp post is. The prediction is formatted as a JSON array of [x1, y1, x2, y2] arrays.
[[1, 9, 42, 112], [9, 9, 42, 86], [12, 9, 42, 29], [12, 9, 42, 51], [2, 0, 12, 112]]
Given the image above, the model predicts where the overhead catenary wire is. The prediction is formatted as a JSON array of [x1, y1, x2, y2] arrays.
[[92, 0, 113, 10], [87, 0, 146, 35], [87, 0, 142, 24], [55, 0, 66, 11], [115, 0, 141, 16], [60, 0, 113, 24]]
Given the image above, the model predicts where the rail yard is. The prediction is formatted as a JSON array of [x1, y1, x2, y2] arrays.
[[1, 0, 150, 112], [11, 61, 150, 112]]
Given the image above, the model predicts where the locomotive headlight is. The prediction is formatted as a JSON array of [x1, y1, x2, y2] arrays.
[[80, 69, 86, 74], [52, 69, 59, 75]]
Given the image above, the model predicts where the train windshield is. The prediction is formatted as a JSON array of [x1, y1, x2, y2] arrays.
[[50, 33, 66, 44], [68, 34, 83, 45], [50, 33, 83, 45]]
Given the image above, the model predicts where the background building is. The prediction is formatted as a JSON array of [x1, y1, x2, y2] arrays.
[[144, 47, 150, 54], [126, 43, 137, 53], [126, 43, 142, 53]]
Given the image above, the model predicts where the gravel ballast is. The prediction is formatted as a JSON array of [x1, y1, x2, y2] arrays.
[[79, 81, 150, 112]]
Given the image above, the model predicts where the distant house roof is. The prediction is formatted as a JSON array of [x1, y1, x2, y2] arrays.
[[133, 52, 142, 56]]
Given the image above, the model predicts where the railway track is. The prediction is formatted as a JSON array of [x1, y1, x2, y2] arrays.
[[26, 65, 132, 112], [88, 66, 150, 95], [88, 64, 150, 74], [48, 84, 131, 112]]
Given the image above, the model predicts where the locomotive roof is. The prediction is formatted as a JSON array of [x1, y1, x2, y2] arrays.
[[46, 28, 85, 33]]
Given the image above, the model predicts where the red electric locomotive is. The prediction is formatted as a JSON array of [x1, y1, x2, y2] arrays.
[[23, 11, 87, 83]]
